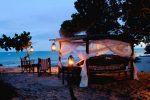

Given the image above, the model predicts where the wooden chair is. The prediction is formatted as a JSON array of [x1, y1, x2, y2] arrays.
[[38, 58, 51, 76], [58, 65, 81, 85], [20, 58, 30, 72]]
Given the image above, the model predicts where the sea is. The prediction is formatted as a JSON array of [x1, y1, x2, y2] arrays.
[[0, 48, 148, 68], [0, 51, 80, 68]]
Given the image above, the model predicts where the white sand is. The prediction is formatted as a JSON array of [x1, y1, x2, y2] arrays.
[[0, 56, 150, 99], [0, 67, 59, 74]]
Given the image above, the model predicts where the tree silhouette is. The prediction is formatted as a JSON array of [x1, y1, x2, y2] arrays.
[[0, 31, 32, 52], [60, 0, 121, 37], [12, 31, 32, 52], [60, 0, 150, 45], [0, 34, 12, 51], [145, 44, 150, 54], [122, 0, 150, 45]]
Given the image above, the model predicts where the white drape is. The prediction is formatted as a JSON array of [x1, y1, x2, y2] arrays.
[[103, 40, 132, 57], [74, 51, 89, 87], [89, 40, 132, 57], [60, 42, 79, 56], [58, 39, 138, 87]]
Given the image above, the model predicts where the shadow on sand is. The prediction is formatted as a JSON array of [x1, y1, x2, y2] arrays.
[[89, 75, 118, 85], [0, 80, 18, 100]]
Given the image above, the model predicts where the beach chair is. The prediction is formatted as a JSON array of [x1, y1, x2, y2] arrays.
[[38, 58, 51, 76]]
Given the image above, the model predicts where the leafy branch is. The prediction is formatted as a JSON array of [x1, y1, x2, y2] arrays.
[[0, 31, 32, 52]]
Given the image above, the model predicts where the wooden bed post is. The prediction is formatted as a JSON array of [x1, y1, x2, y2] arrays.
[[86, 39, 89, 84], [58, 41, 61, 62], [130, 43, 134, 79], [86, 39, 89, 54], [58, 42, 62, 79]]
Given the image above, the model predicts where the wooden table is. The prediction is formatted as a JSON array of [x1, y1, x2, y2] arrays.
[[23, 60, 39, 73], [61, 66, 81, 85], [31, 64, 40, 73]]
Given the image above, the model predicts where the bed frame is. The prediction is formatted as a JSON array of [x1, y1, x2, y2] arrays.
[[86, 54, 130, 79]]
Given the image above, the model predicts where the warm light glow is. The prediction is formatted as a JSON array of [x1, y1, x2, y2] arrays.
[[51, 42, 56, 51], [30, 46, 34, 52], [68, 55, 74, 67]]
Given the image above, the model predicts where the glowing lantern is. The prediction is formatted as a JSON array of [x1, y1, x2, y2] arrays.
[[68, 55, 74, 67], [51, 42, 56, 52], [30, 46, 34, 52]]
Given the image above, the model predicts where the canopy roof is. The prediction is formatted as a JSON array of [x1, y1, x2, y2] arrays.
[[50, 34, 133, 44]]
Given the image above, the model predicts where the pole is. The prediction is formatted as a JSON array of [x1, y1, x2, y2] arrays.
[[86, 39, 89, 54], [86, 39, 89, 84], [58, 42, 62, 79], [57, 41, 77, 100], [130, 43, 134, 79]]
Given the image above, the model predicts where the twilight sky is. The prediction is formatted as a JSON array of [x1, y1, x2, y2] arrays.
[[0, 0, 76, 51]]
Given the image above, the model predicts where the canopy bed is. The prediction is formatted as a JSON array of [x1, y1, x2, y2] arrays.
[[50, 35, 138, 87]]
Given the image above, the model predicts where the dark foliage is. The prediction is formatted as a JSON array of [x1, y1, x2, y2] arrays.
[[11, 31, 32, 52], [60, 0, 150, 45], [60, 0, 121, 37], [122, 0, 150, 44], [0, 35, 12, 51], [145, 44, 150, 54], [0, 31, 32, 51], [0, 80, 18, 99]]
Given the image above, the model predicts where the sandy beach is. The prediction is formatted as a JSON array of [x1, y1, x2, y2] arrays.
[[0, 67, 150, 100], [0, 56, 150, 100]]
